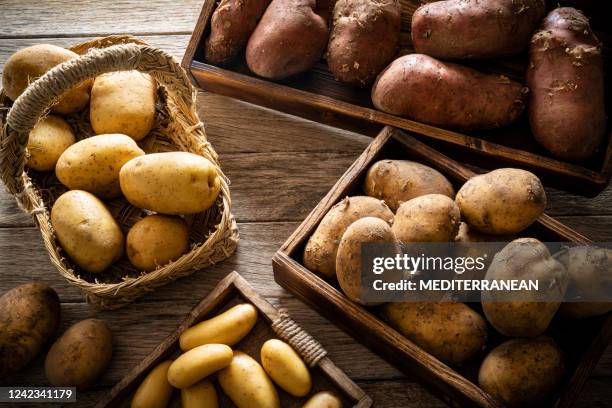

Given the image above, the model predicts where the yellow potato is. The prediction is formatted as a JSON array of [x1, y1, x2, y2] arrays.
[[50, 190, 124, 273], [455, 168, 546, 235], [392, 194, 461, 243], [127, 214, 190, 271], [120, 152, 221, 215], [26, 115, 75, 171], [218, 351, 280, 408], [383, 302, 487, 366], [56, 134, 145, 199], [90, 71, 156, 141], [2, 44, 91, 114], [131, 360, 174, 408], [478, 336, 564, 408], [364, 159, 455, 211], [302, 391, 343, 408], [167, 344, 233, 389], [180, 303, 257, 351], [261, 339, 311, 397], [44, 319, 113, 390], [181, 379, 218, 408]]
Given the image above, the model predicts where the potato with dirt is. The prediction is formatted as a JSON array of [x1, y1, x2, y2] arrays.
[[527, 7, 606, 160], [372, 54, 527, 130], [246, 0, 328, 79], [383, 301, 487, 366], [327, 0, 401, 86], [392, 194, 461, 243], [478, 336, 564, 408], [304, 196, 394, 279], [411, 0, 545, 59], [0, 283, 61, 376], [205, 0, 271, 65], [336, 217, 401, 305], [2, 44, 91, 114], [482, 238, 568, 337], [364, 160, 454, 212], [455, 168, 546, 235]]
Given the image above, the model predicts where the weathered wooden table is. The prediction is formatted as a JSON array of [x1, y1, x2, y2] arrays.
[[1, 1, 610, 407]]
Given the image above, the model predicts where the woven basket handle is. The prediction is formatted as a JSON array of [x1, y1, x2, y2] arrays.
[[1, 43, 195, 198]]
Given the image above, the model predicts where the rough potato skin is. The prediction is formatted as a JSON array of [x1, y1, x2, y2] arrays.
[[327, 0, 401, 86], [45, 319, 113, 390], [455, 168, 546, 235], [527, 7, 606, 160], [363, 160, 454, 212], [0, 283, 60, 376], [392, 194, 461, 243], [303, 196, 394, 279], [478, 336, 564, 408], [372, 54, 527, 130], [2, 44, 91, 114], [482, 238, 568, 337], [246, 0, 328, 79], [383, 302, 487, 366], [336, 217, 399, 305], [412, 0, 546, 59], [205, 0, 271, 65]]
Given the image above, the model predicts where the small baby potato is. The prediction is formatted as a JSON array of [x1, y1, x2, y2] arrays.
[[482, 238, 568, 337], [51, 190, 124, 273], [456, 168, 546, 235], [44, 319, 113, 390], [2, 44, 91, 114], [336, 217, 400, 305], [0, 283, 60, 376], [119, 152, 221, 215], [90, 71, 156, 141], [56, 134, 145, 199], [167, 344, 233, 389], [383, 302, 487, 366], [478, 336, 564, 408], [304, 196, 394, 279], [131, 360, 173, 408], [180, 303, 257, 351], [26, 115, 75, 171], [218, 351, 280, 408], [392, 194, 461, 243], [127, 214, 190, 272], [302, 391, 343, 408], [261, 339, 311, 397], [181, 379, 218, 408], [364, 160, 455, 212]]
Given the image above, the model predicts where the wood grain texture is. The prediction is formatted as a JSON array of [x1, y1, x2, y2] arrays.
[[0, 1, 610, 407]]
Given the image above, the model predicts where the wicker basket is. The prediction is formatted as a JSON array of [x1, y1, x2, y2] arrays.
[[0, 36, 239, 309]]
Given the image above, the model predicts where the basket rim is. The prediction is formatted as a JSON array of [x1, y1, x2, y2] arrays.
[[0, 35, 239, 308]]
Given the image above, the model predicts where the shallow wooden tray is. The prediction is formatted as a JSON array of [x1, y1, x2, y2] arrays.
[[272, 126, 612, 408], [182, 0, 612, 196], [95, 271, 372, 408]]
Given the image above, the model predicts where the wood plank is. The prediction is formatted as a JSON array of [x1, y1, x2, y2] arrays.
[[0, 0, 202, 37]]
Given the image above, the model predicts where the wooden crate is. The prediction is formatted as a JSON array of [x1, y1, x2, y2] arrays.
[[181, 0, 612, 196], [95, 271, 372, 408], [272, 126, 612, 408]]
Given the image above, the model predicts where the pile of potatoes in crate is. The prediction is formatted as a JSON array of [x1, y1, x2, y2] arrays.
[[132, 304, 342, 408], [204, 0, 607, 161], [0, 283, 113, 389], [2, 44, 221, 274], [303, 160, 612, 408]]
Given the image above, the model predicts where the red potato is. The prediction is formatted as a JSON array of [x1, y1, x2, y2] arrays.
[[527, 7, 607, 160], [327, 0, 401, 86], [204, 0, 271, 65], [411, 0, 546, 59], [372, 54, 527, 130], [245, 0, 328, 79]]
